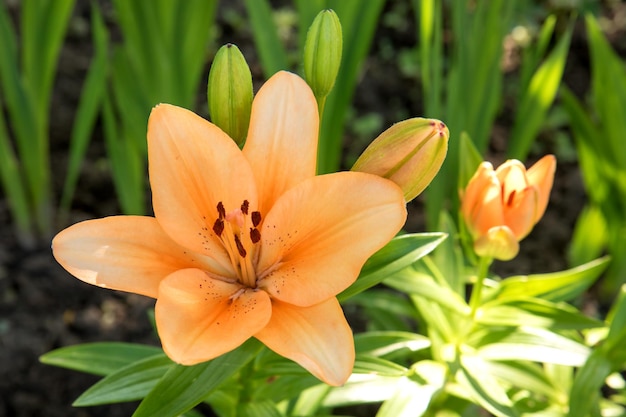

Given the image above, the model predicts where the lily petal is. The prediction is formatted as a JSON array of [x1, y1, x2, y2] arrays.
[[52, 216, 198, 298], [465, 172, 504, 237], [526, 155, 556, 222], [503, 185, 538, 239], [495, 159, 529, 196], [156, 268, 272, 365], [148, 104, 258, 266], [258, 172, 406, 307], [255, 298, 354, 386], [243, 71, 319, 215]]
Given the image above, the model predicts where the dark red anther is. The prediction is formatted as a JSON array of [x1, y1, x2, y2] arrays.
[[241, 200, 249, 215], [250, 228, 261, 244], [234, 235, 247, 257], [251, 211, 262, 227], [212, 218, 224, 236], [217, 202, 226, 219]]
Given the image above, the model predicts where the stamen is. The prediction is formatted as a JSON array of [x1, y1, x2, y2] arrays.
[[250, 228, 261, 244], [217, 202, 226, 219], [212, 218, 224, 236], [234, 235, 247, 257], [251, 211, 262, 227], [241, 200, 249, 215]]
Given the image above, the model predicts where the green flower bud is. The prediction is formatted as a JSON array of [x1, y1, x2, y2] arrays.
[[207, 44, 253, 146], [352, 118, 449, 202], [303, 9, 342, 101]]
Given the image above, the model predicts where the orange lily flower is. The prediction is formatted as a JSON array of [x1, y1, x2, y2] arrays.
[[52, 71, 407, 386], [460, 155, 556, 260]]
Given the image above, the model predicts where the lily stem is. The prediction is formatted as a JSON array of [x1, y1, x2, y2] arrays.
[[469, 256, 492, 318]]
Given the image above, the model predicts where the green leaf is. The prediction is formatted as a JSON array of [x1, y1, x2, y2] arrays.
[[586, 13, 626, 167], [493, 257, 610, 303], [353, 355, 409, 377], [354, 331, 431, 357], [253, 374, 320, 403], [73, 354, 172, 406], [568, 204, 608, 267], [60, 3, 109, 214], [458, 354, 518, 417], [238, 400, 285, 417], [242, 0, 289, 77], [376, 376, 438, 417], [317, 0, 386, 173], [133, 339, 262, 417], [507, 19, 573, 159], [567, 349, 612, 417], [458, 131, 483, 190], [323, 374, 402, 407], [349, 290, 418, 332], [385, 267, 470, 315], [477, 298, 603, 330], [338, 232, 447, 301], [481, 360, 560, 402], [40, 343, 163, 376], [472, 327, 589, 366]]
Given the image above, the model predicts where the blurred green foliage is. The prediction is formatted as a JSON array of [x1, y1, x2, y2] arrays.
[[0, 0, 623, 415]]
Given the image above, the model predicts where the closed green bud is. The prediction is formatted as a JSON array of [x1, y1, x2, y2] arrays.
[[303, 9, 342, 101], [352, 118, 449, 202], [207, 43, 253, 146]]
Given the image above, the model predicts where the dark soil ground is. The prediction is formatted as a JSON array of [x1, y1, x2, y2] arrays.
[[1, 1, 622, 416]]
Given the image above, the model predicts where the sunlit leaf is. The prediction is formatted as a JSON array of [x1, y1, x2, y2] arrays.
[[458, 354, 518, 417], [473, 327, 589, 366], [355, 331, 431, 357], [133, 339, 262, 417], [73, 354, 172, 406], [339, 232, 447, 301], [477, 298, 603, 330], [40, 343, 163, 376], [493, 257, 609, 303]]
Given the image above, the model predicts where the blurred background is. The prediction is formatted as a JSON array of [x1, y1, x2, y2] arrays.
[[1, 0, 625, 415]]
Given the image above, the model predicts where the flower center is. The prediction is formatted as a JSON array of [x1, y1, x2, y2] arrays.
[[212, 200, 262, 288]]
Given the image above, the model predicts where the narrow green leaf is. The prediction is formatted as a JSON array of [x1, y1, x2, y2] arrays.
[[458, 354, 518, 417], [568, 204, 608, 267], [354, 331, 431, 357], [353, 355, 409, 377], [586, 13, 626, 167], [606, 285, 626, 349], [323, 375, 402, 407], [567, 349, 612, 417], [238, 400, 284, 417], [338, 233, 447, 301], [317, 0, 386, 173], [507, 19, 573, 159], [253, 374, 320, 403], [481, 360, 560, 402], [473, 327, 589, 366], [133, 339, 262, 417], [458, 132, 483, 190], [376, 376, 437, 417], [60, 3, 109, 213], [40, 343, 163, 376], [494, 257, 609, 303], [477, 298, 603, 330], [0, 109, 31, 236], [243, 0, 289, 77], [385, 268, 470, 315], [73, 354, 172, 406]]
